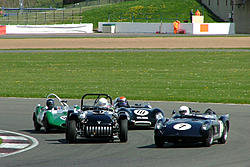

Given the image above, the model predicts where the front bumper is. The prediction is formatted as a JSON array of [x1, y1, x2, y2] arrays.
[[155, 129, 206, 143]]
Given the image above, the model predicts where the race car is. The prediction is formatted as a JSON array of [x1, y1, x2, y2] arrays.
[[33, 93, 78, 132], [65, 93, 128, 143], [114, 96, 165, 128], [154, 106, 230, 147]]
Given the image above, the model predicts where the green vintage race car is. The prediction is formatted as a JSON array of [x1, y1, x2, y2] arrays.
[[33, 93, 79, 132]]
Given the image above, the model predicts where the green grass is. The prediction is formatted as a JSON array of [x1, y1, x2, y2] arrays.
[[0, 138, 2, 144], [82, 0, 223, 28], [0, 51, 249, 104]]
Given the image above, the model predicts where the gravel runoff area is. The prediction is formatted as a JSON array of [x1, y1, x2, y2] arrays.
[[0, 37, 249, 49]]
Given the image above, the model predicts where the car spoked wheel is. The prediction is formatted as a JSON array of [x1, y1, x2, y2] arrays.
[[204, 128, 214, 147], [119, 119, 128, 142], [67, 120, 77, 143], [218, 124, 228, 144], [154, 136, 164, 148], [33, 113, 41, 131], [42, 114, 50, 133]]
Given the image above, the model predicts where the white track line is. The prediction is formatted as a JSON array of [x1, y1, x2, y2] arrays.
[[0, 136, 28, 140], [0, 143, 30, 149], [0, 130, 39, 158], [0, 153, 7, 157]]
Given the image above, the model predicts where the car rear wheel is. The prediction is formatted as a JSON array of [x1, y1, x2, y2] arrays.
[[204, 128, 214, 147], [119, 119, 128, 142], [33, 113, 41, 131], [154, 135, 164, 148], [67, 120, 77, 143], [42, 114, 50, 133], [218, 123, 228, 144]]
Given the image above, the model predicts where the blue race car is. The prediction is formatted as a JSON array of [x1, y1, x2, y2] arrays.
[[114, 96, 165, 128], [154, 106, 230, 147]]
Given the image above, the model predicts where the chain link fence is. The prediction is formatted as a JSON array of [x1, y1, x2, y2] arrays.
[[0, 0, 125, 25], [0, 8, 83, 25]]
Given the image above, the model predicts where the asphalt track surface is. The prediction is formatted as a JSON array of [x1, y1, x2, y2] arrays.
[[0, 97, 250, 167]]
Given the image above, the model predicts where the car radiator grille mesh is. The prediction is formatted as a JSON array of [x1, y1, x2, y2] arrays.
[[85, 125, 113, 137]]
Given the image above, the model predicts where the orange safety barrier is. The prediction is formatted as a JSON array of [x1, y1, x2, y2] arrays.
[[0, 25, 6, 35]]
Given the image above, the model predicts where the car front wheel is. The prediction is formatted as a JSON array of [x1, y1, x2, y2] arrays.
[[66, 120, 77, 143], [218, 123, 228, 144], [33, 113, 41, 131], [42, 114, 50, 133], [204, 128, 214, 147], [119, 119, 128, 142]]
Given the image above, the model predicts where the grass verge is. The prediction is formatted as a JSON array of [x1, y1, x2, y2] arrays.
[[0, 51, 249, 104]]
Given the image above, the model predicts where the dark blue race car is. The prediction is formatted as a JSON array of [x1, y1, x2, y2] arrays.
[[154, 107, 230, 147], [114, 96, 165, 128], [66, 94, 128, 143]]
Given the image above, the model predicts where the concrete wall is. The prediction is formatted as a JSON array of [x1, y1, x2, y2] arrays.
[[98, 22, 235, 35], [234, 0, 250, 33], [98, 22, 193, 34], [6, 24, 93, 34], [193, 23, 235, 34], [200, 0, 233, 21]]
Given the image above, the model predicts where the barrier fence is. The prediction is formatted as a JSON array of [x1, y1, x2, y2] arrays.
[[0, 9, 83, 25]]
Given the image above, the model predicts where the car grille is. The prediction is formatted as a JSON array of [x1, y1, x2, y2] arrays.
[[134, 121, 152, 126], [85, 125, 113, 137]]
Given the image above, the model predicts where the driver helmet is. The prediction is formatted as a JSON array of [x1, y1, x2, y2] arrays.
[[97, 98, 109, 108], [179, 106, 190, 115], [114, 96, 128, 108], [46, 99, 54, 110]]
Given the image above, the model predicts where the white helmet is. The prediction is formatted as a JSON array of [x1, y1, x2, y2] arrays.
[[179, 106, 190, 115], [97, 98, 109, 108]]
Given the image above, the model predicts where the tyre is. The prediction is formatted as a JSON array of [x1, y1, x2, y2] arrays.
[[204, 128, 214, 147], [154, 135, 164, 148], [42, 114, 50, 133], [218, 123, 228, 144], [33, 113, 41, 131], [66, 120, 77, 143], [119, 119, 128, 142], [65, 118, 69, 141]]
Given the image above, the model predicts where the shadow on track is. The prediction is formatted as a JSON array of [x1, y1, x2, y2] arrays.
[[21, 129, 65, 134], [138, 142, 206, 149]]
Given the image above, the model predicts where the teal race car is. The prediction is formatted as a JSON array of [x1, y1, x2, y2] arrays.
[[33, 93, 79, 132]]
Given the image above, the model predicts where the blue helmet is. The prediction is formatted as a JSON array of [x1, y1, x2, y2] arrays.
[[46, 99, 54, 110], [114, 96, 129, 108]]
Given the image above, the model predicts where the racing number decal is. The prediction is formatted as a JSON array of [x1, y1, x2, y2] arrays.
[[173, 123, 192, 130], [134, 110, 149, 116]]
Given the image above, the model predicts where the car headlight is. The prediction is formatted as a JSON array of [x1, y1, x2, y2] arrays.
[[79, 111, 87, 120], [201, 122, 210, 130], [155, 120, 164, 129], [155, 112, 164, 120]]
